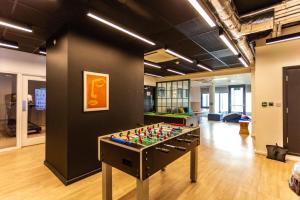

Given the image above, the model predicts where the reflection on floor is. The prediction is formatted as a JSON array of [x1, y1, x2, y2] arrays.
[[0, 121, 297, 200], [0, 120, 16, 149], [0, 121, 45, 148]]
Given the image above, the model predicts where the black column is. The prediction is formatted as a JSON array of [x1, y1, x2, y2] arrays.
[[45, 29, 144, 185]]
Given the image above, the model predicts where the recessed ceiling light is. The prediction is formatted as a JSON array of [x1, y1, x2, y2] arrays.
[[238, 57, 249, 68], [0, 41, 19, 49], [39, 51, 46, 55], [87, 12, 155, 46], [188, 0, 216, 27], [219, 33, 238, 55], [167, 69, 186, 75], [165, 49, 193, 63], [214, 77, 227, 81], [0, 20, 32, 33], [144, 73, 163, 78], [266, 32, 300, 45], [144, 61, 161, 69], [197, 64, 213, 72]]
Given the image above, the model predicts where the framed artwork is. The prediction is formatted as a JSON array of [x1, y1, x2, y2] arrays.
[[83, 71, 109, 112]]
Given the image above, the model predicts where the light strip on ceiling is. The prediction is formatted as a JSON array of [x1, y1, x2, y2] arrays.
[[87, 12, 155, 46], [266, 32, 300, 45], [167, 69, 186, 75], [197, 64, 213, 72], [219, 34, 238, 55], [238, 57, 249, 68], [144, 61, 161, 69], [214, 77, 227, 81], [165, 49, 193, 63], [0, 42, 18, 49], [39, 51, 47, 55], [144, 73, 163, 78], [0, 20, 32, 33], [188, 0, 216, 27]]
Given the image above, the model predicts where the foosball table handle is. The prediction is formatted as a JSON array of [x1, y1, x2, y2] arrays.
[[155, 147, 170, 153], [187, 134, 200, 138], [176, 138, 192, 143], [175, 146, 186, 151]]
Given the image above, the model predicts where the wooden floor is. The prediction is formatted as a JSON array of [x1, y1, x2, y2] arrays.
[[0, 121, 298, 200]]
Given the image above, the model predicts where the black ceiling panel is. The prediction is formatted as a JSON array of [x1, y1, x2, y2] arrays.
[[191, 29, 228, 52], [210, 49, 233, 58], [233, 0, 283, 15], [220, 56, 241, 66], [201, 58, 227, 69], [168, 39, 207, 57], [175, 17, 211, 37], [140, 0, 198, 26], [150, 28, 186, 46], [195, 53, 215, 61]]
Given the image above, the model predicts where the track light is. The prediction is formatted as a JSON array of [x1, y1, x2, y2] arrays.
[[197, 64, 213, 72], [144, 61, 161, 69], [188, 0, 216, 27], [165, 49, 193, 63], [266, 32, 300, 45], [238, 55, 249, 68], [87, 12, 155, 46], [0, 19, 32, 33], [0, 41, 18, 49], [219, 33, 238, 55], [167, 69, 186, 75], [144, 73, 163, 78], [39, 51, 46, 55]]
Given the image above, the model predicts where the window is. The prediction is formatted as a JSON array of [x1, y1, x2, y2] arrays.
[[156, 80, 190, 113], [214, 92, 228, 113], [220, 93, 228, 113], [246, 92, 251, 115], [201, 93, 209, 108]]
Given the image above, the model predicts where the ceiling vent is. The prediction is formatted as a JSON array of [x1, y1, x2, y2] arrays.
[[144, 49, 177, 63]]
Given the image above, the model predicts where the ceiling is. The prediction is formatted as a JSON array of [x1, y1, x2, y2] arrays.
[[233, 0, 283, 16], [0, 0, 280, 77], [191, 73, 251, 87]]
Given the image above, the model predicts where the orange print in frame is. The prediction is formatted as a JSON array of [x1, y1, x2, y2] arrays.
[[84, 71, 109, 111]]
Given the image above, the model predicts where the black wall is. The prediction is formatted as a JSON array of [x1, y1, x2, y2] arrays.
[[45, 30, 144, 184]]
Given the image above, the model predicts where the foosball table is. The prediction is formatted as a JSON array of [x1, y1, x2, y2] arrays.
[[98, 123, 200, 200]]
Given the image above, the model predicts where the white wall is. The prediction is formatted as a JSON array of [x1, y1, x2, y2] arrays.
[[254, 39, 300, 153], [0, 47, 46, 76], [190, 86, 200, 112]]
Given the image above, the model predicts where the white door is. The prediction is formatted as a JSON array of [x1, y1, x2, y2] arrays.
[[22, 76, 46, 146]]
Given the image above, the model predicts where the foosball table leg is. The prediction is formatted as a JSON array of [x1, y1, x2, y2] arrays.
[[102, 162, 112, 200], [190, 146, 198, 183], [136, 178, 149, 200]]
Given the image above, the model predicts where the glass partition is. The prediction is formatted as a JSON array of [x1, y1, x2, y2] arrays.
[[0, 73, 17, 149], [156, 80, 190, 113]]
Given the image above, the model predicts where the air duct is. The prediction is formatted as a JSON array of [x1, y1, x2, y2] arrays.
[[207, 0, 255, 64]]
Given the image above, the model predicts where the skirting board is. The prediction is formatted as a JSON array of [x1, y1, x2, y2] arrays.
[[44, 160, 101, 185], [255, 150, 300, 162]]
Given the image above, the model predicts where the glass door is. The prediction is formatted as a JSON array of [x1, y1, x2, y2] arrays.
[[0, 73, 18, 150], [229, 85, 245, 114], [22, 76, 46, 146]]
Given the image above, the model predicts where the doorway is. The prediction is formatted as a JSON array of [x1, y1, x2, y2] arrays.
[[21, 76, 46, 146], [283, 66, 300, 156]]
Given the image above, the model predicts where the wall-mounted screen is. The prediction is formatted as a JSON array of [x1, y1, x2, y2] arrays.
[[35, 88, 46, 111]]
